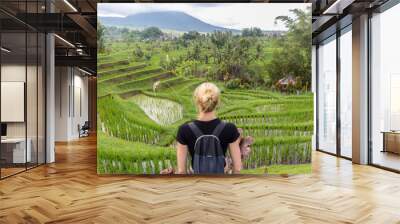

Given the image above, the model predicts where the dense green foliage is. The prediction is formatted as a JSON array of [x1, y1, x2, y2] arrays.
[[242, 27, 264, 37], [98, 7, 311, 90], [97, 21, 105, 53], [267, 8, 312, 88], [141, 27, 164, 40], [240, 164, 312, 175], [98, 132, 175, 174]]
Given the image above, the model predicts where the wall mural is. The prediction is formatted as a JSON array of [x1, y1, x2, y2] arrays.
[[97, 3, 313, 175]]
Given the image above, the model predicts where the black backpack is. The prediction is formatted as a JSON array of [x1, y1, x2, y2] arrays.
[[188, 121, 226, 174]]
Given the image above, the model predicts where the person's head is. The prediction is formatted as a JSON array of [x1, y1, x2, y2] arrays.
[[194, 82, 220, 113]]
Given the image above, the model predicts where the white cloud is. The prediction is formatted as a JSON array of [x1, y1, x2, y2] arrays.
[[98, 3, 310, 31]]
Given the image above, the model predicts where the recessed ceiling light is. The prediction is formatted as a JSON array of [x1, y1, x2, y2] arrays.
[[78, 67, 93, 76], [1, 47, 11, 53], [54, 34, 75, 48], [323, 0, 355, 15], [63, 0, 78, 12]]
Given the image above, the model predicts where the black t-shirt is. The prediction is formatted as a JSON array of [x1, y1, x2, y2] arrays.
[[176, 118, 240, 164]]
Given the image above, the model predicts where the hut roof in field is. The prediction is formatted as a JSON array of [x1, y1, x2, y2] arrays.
[[277, 76, 296, 85]]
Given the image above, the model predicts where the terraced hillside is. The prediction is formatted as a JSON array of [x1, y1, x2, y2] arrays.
[[97, 51, 313, 175]]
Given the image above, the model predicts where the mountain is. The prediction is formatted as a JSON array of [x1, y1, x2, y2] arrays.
[[99, 11, 239, 33]]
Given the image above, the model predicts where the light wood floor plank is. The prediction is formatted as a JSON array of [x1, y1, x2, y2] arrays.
[[0, 135, 399, 223]]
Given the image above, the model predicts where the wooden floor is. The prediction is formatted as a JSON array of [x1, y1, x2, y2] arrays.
[[1, 167, 26, 178], [372, 150, 400, 171], [1, 136, 400, 223]]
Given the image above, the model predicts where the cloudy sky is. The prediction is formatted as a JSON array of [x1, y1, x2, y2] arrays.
[[98, 3, 310, 31]]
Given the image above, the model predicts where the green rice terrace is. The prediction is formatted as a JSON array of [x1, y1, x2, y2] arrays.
[[97, 45, 313, 175]]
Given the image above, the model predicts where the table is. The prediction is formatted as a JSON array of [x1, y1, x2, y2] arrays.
[[381, 131, 400, 154]]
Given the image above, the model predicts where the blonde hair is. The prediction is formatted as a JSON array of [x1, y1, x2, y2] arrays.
[[194, 82, 220, 113]]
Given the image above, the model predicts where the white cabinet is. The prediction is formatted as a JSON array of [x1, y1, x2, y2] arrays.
[[1, 138, 32, 163]]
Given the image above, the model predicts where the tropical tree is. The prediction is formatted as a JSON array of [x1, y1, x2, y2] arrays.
[[187, 42, 201, 60], [255, 42, 263, 60], [267, 7, 312, 90], [242, 27, 263, 37], [209, 31, 229, 64], [97, 21, 105, 53], [182, 31, 201, 41], [141, 27, 163, 40], [133, 45, 144, 59]]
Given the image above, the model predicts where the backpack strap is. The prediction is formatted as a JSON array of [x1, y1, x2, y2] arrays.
[[188, 122, 203, 138], [212, 121, 226, 137]]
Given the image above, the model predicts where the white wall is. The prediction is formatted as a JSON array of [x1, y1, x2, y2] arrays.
[[55, 67, 89, 141], [1, 63, 46, 164], [1, 64, 25, 81], [55, 66, 69, 141], [72, 73, 89, 137], [1, 64, 28, 138], [1, 64, 36, 137]]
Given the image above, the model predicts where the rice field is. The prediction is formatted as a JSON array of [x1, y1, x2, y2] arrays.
[[131, 94, 183, 126], [97, 42, 313, 175]]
